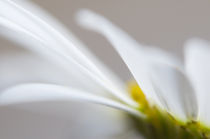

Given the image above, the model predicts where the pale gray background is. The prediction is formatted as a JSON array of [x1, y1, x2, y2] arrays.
[[0, 0, 210, 139], [33, 0, 210, 80]]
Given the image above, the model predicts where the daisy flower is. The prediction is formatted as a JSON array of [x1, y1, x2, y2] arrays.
[[0, 0, 210, 138]]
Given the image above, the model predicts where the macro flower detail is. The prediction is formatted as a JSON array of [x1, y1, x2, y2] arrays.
[[0, 0, 210, 139]]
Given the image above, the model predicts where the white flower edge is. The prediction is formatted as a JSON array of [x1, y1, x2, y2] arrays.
[[184, 38, 210, 126], [0, 0, 137, 106], [0, 0, 204, 124], [0, 83, 145, 118], [76, 9, 197, 121]]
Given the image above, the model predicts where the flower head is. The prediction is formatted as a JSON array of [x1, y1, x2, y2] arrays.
[[0, 0, 210, 138]]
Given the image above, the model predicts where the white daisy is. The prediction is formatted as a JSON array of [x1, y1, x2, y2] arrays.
[[0, 0, 210, 138]]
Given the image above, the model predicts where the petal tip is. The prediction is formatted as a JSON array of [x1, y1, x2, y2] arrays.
[[184, 37, 210, 51], [75, 9, 106, 31]]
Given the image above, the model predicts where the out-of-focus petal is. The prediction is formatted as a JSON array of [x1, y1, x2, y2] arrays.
[[0, 83, 144, 118], [0, 0, 136, 106], [185, 38, 210, 125], [76, 9, 182, 69], [76, 9, 182, 109], [0, 48, 105, 94], [150, 62, 197, 121]]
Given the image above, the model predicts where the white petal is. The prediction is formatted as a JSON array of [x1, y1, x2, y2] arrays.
[[76, 9, 182, 108], [185, 38, 210, 125], [0, 0, 136, 106], [0, 49, 106, 94], [0, 83, 144, 118], [149, 62, 197, 121], [76, 9, 158, 106], [76, 9, 182, 69], [144, 46, 183, 70], [0, 20, 107, 94]]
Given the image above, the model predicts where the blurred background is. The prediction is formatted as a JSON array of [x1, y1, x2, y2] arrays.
[[33, 0, 210, 81], [0, 0, 210, 138]]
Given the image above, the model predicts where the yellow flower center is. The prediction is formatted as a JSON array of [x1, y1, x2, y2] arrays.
[[127, 81, 148, 108], [127, 81, 210, 139]]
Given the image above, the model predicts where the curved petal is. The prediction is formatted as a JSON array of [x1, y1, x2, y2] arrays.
[[0, 0, 136, 106], [76, 9, 182, 69], [184, 38, 210, 125], [0, 83, 144, 118], [76, 9, 182, 109], [149, 62, 197, 121], [0, 49, 105, 94]]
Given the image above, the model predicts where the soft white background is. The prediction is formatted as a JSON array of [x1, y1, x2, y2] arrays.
[[0, 0, 210, 138]]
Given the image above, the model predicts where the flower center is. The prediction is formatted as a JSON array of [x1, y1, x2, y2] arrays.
[[127, 81, 210, 139], [127, 81, 149, 109]]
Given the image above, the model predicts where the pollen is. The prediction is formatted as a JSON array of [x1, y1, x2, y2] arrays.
[[127, 81, 210, 139], [127, 81, 149, 109]]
